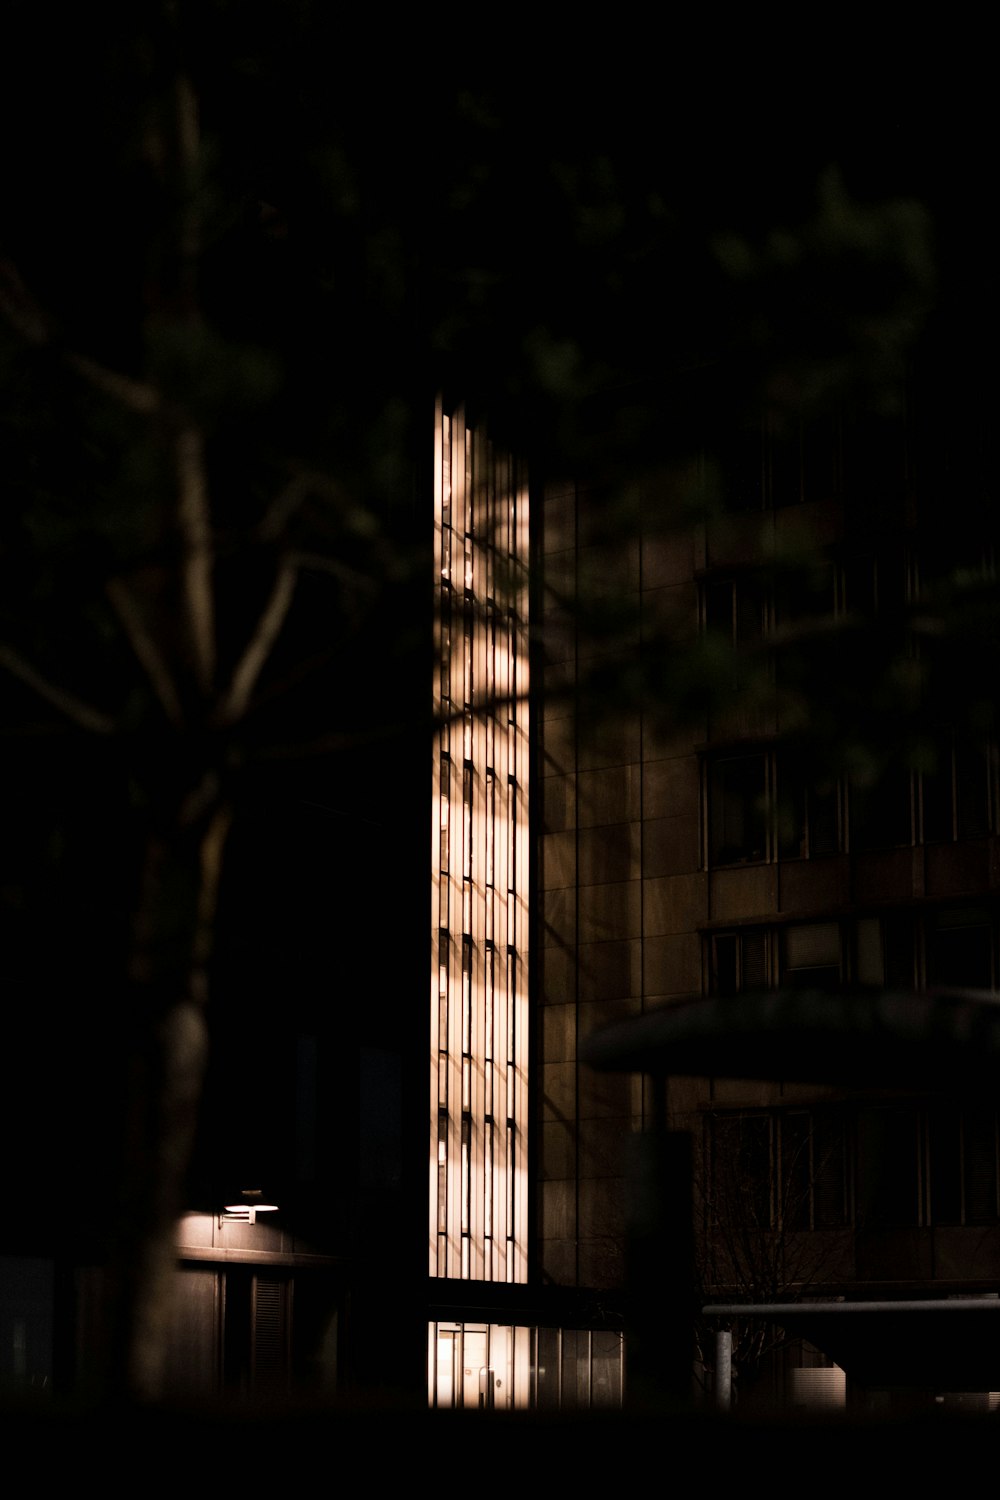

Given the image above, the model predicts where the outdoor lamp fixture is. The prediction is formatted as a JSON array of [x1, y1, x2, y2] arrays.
[[220, 1189, 279, 1227]]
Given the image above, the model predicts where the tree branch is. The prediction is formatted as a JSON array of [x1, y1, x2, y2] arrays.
[[217, 562, 297, 725], [0, 258, 162, 414], [258, 474, 310, 543], [67, 352, 162, 415], [0, 642, 116, 734], [174, 425, 215, 695], [258, 468, 350, 543], [173, 72, 201, 316], [0, 258, 50, 344], [107, 578, 185, 726]]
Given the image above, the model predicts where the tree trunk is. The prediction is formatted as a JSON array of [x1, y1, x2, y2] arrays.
[[102, 790, 231, 1404]]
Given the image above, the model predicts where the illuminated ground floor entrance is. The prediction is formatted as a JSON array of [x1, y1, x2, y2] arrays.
[[427, 1321, 624, 1410]]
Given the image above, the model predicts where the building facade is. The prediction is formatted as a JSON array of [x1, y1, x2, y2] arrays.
[[427, 399, 626, 1410], [535, 349, 1000, 1409], [428, 355, 1000, 1413]]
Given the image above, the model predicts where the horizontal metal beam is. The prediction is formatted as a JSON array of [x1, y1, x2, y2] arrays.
[[704, 1299, 1000, 1316]]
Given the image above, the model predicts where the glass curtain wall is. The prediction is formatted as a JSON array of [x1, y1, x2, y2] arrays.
[[427, 1322, 625, 1411], [431, 400, 530, 1285]]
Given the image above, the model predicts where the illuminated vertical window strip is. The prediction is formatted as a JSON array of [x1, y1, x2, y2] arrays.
[[431, 398, 529, 1283]]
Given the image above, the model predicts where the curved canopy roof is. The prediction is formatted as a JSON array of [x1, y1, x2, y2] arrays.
[[580, 987, 1000, 1089]]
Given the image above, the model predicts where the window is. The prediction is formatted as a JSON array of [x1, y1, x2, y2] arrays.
[[707, 752, 768, 865], [709, 922, 843, 995], [705, 1109, 850, 1233], [929, 1105, 1000, 1226], [707, 748, 845, 867], [702, 576, 771, 724], [704, 576, 767, 657], [769, 408, 842, 508], [782, 1111, 850, 1230], [849, 756, 913, 852], [708, 913, 923, 994], [880, 911, 917, 989], [776, 751, 840, 858], [428, 1322, 624, 1411], [707, 1112, 772, 1229], [856, 1106, 921, 1229], [773, 559, 837, 632], [713, 408, 848, 512], [781, 922, 842, 990], [710, 928, 769, 995], [859, 1101, 1000, 1230], [920, 736, 992, 844], [715, 423, 765, 512], [707, 1101, 1000, 1241], [917, 535, 996, 596], [925, 906, 995, 991], [842, 406, 907, 515], [842, 547, 909, 621]]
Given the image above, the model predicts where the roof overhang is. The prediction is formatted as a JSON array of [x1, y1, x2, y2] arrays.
[[581, 987, 1000, 1090], [703, 1299, 1000, 1391]]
